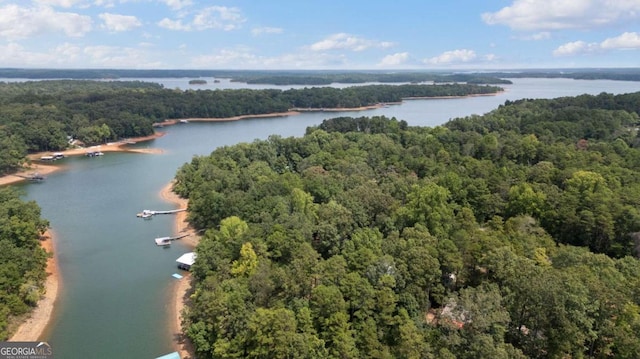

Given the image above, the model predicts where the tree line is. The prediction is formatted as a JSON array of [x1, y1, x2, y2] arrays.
[[0, 188, 49, 340], [172, 91, 640, 358], [2, 68, 638, 83], [0, 68, 511, 85], [0, 80, 501, 175]]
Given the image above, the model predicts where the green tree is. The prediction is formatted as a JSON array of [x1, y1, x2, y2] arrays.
[[231, 242, 258, 276]]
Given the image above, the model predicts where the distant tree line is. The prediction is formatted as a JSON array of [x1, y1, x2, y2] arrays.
[[0, 68, 512, 85], [0, 80, 501, 175], [485, 69, 640, 82], [173, 92, 640, 358], [2, 68, 639, 83], [234, 73, 512, 85], [0, 188, 49, 340]]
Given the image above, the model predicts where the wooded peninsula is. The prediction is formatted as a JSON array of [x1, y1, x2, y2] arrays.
[[0, 80, 501, 175], [172, 92, 640, 358]]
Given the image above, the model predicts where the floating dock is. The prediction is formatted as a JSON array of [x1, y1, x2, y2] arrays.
[[154, 233, 189, 246], [137, 208, 186, 218]]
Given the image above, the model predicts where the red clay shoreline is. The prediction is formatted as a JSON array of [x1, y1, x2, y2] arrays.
[[8, 229, 59, 342], [0, 132, 166, 187], [153, 90, 504, 127], [159, 181, 198, 359]]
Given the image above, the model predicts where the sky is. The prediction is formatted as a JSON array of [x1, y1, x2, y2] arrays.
[[0, 0, 639, 70]]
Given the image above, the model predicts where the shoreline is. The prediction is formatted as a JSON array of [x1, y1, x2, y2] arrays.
[[402, 90, 505, 100], [159, 181, 198, 359], [1, 91, 504, 188], [9, 229, 59, 342], [0, 132, 166, 187], [154, 90, 504, 127], [155, 111, 301, 127]]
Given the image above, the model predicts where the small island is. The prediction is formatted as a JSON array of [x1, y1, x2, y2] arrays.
[[188, 79, 207, 85]]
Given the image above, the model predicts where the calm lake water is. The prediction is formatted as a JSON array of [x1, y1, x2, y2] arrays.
[[14, 78, 640, 358]]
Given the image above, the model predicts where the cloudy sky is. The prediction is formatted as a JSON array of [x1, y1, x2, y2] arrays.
[[0, 0, 639, 69]]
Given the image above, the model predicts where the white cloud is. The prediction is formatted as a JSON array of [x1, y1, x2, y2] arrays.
[[251, 26, 283, 36], [190, 48, 258, 68], [518, 32, 551, 41], [601, 31, 640, 49], [193, 6, 244, 31], [425, 49, 477, 65], [553, 41, 599, 56], [378, 52, 409, 67], [484, 54, 498, 62], [94, 0, 193, 9], [84, 45, 163, 68], [99, 13, 141, 32], [554, 32, 640, 56], [160, 0, 192, 10], [0, 4, 92, 40], [157, 18, 189, 31], [93, 0, 115, 7], [158, 6, 245, 31], [310, 33, 394, 52], [189, 47, 350, 69], [482, 0, 640, 31], [0, 42, 82, 66], [34, 0, 88, 7]]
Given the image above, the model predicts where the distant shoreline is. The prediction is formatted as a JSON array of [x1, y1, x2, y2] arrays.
[[1, 91, 505, 187], [402, 90, 505, 100], [153, 91, 503, 127], [152, 104, 388, 128], [154, 111, 301, 127]]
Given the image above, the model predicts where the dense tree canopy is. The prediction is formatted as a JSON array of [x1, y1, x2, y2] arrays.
[[0, 187, 49, 340], [173, 91, 640, 358], [0, 80, 500, 175]]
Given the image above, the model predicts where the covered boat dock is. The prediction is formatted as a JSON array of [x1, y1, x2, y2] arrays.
[[176, 252, 196, 270]]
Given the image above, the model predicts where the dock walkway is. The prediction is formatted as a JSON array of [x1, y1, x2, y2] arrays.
[[155, 233, 189, 246], [137, 208, 186, 218]]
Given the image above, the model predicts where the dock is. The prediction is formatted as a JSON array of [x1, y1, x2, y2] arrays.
[[154, 233, 189, 246], [14, 173, 46, 182], [137, 208, 186, 218]]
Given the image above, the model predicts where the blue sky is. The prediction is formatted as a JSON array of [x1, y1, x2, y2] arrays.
[[0, 0, 639, 69]]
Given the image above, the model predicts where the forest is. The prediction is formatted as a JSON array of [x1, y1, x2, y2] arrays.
[[172, 91, 640, 358], [0, 188, 50, 340], [0, 80, 500, 175], [1, 68, 639, 83], [0, 68, 512, 84]]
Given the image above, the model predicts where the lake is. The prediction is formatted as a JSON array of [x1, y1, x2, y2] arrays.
[[15, 77, 640, 358]]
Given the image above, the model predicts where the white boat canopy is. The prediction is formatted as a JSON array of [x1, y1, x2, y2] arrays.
[[176, 252, 196, 266]]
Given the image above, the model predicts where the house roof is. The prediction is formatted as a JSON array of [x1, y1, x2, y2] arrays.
[[175, 252, 196, 266]]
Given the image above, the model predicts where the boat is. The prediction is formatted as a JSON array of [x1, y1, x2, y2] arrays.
[[28, 173, 45, 182], [155, 237, 172, 246], [86, 151, 104, 157], [137, 209, 156, 218]]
